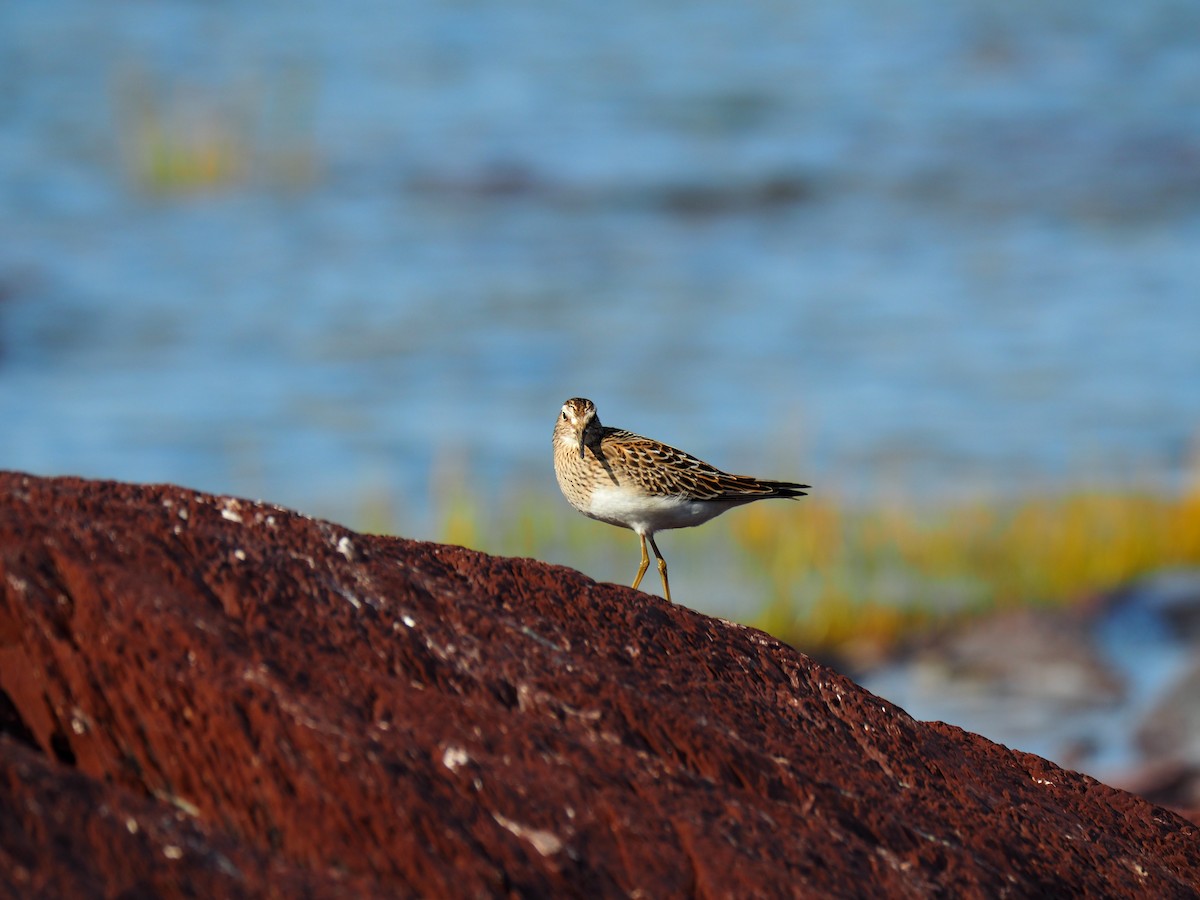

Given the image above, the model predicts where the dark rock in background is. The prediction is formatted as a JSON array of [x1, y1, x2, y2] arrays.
[[0, 473, 1197, 897]]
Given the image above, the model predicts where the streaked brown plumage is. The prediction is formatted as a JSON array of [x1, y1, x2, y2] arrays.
[[553, 397, 808, 602]]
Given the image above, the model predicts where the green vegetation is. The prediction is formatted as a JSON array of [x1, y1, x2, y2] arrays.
[[408, 473, 1200, 663], [112, 66, 317, 194], [731, 485, 1200, 660]]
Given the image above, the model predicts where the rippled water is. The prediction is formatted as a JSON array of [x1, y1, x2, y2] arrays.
[[2, 0, 1199, 535]]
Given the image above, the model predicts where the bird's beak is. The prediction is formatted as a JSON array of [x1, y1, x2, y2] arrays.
[[578, 434, 586, 459]]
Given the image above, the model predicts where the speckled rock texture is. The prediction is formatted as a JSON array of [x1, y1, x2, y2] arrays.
[[0, 472, 1197, 898]]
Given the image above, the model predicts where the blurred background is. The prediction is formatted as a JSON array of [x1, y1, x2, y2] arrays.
[[2, 2, 1199, 812]]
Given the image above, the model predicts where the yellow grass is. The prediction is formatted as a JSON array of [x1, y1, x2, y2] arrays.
[[112, 66, 317, 194], [732, 482, 1200, 659]]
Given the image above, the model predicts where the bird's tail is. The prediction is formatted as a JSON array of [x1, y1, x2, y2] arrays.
[[760, 480, 810, 499]]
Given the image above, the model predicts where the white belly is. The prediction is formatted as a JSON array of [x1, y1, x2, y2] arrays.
[[579, 485, 738, 534]]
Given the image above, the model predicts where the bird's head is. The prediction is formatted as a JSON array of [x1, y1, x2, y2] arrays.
[[557, 397, 598, 458]]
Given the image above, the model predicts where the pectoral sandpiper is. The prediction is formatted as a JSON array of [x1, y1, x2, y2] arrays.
[[553, 397, 808, 603]]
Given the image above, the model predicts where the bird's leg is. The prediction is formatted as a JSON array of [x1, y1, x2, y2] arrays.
[[647, 534, 672, 603], [631, 533, 650, 591]]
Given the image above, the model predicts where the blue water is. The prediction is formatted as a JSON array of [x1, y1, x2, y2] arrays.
[[2, 0, 1199, 537], [863, 575, 1199, 783]]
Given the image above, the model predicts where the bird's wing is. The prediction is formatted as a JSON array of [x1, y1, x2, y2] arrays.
[[599, 430, 802, 501]]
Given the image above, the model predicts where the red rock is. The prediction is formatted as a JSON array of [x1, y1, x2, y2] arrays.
[[1112, 758, 1200, 827], [0, 472, 1197, 897]]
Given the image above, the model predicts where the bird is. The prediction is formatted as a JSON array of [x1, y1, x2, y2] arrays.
[[552, 397, 808, 603]]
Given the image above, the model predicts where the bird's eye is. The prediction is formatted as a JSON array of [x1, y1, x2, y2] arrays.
[[561, 411, 567, 420]]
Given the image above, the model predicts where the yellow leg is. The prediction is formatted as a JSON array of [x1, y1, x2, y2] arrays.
[[648, 534, 672, 603], [631, 534, 650, 591]]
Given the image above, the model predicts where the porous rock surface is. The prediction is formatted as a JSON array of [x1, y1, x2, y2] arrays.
[[0, 472, 1197, 898]]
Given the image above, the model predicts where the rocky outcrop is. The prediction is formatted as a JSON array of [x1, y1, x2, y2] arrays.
[[0, 473, 1197, 897]]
